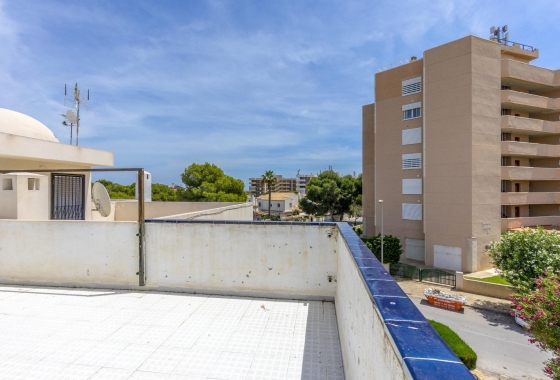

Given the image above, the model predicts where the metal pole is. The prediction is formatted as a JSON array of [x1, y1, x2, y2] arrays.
[[379, 200, 384, 265], [138, 169, 146, 286]]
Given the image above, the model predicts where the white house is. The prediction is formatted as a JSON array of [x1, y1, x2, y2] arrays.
[[0, 108, 113, 220], [257, 192, 299, 216]]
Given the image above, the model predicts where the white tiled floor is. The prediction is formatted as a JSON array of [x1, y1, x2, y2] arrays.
[[0, 286, 344, 380]]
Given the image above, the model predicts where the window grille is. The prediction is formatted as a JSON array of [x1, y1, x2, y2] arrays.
[[51, 174, 85, 220], [402, 77, 422, 96], [402, 153, 422, 169]]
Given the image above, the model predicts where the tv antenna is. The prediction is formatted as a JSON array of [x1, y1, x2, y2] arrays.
[[63, 83, 89, 146], [489, 25, 509, 45]]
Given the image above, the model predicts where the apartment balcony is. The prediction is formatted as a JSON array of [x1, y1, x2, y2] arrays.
[[501, 141, 560, 158], [502, 216, 560, 231], [502, 166, 560, 181], [502, 191, 560, 205], [501, 90, 560, 113], [501, 59, 560, 91], [501, 115, 560, 135]]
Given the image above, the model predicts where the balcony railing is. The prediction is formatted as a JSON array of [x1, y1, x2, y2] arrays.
[[501, 90, 560, 113], [502, 166, 560, 181], [502, 216, 560, 231], [502, 141, 560, 158], [502, 192, 560, 205], [501, 59, 559, 88], [501, 115, 560, 135]]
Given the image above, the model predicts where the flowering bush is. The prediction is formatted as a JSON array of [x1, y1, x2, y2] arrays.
[[488, 227, 560, 291], [512, 273, 560, 378]]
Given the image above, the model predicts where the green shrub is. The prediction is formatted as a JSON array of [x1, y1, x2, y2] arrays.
[[361, 234, 402, 264], [488, 227, 560, 291], [353, 226, 363, 236], [428, 320, 477, 369]]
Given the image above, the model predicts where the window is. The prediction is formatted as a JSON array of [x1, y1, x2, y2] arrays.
[[402, 153, 422, 169], [501, 205, 507, 218], [402, 128, 422, 145], [402, 77, 422, 96], [501, 156, 507, 166], [402, 102, 422, 120], [501, 109, 511, 116], [515, 160, 520, 166], [289, 203, 292, 208], [402, 179, 422, 194], [514, 137, 520, 142], [2, 178, 12, 191], [403, 108, 421, 120], [277, 203, 280, 207], [501, 85, 511, 90], [501, 181, 507, 193], [258, 202, 261, 207], [402, 204, 422, 220]]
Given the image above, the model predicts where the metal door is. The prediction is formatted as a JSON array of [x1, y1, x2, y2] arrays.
[[51, 174, 85, 220]]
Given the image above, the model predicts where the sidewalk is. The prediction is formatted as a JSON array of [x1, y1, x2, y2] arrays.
[[395, 278, 513, 316]]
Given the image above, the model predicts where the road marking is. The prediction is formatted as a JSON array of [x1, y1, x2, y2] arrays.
[[457, 328, 532, 348]]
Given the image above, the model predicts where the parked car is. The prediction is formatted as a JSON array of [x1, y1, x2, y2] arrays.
[[515, 311, 530, 329]]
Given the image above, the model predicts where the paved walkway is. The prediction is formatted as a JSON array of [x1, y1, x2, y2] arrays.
[[0, 285, 344, 380], [395, 278, 512, 315]]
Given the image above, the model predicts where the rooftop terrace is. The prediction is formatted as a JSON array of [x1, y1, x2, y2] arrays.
[[0, 220, 474, 379], [0, 286, 342, 379]]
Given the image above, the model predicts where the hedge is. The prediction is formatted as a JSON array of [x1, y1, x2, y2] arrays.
[[428, 319, 477, 369]]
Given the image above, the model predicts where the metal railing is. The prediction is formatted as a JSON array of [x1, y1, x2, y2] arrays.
[[494, 38, 535, 52], [390, 263, 456, 287]]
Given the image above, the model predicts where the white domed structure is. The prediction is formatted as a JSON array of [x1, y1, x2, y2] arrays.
[[0, 108, 58, 142]]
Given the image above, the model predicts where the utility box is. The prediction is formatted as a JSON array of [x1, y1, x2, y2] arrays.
[[135, 171, 152, 202], [0, 173, 48, 220]]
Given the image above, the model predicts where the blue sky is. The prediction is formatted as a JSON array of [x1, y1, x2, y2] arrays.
[[1, 1, 559, 187]]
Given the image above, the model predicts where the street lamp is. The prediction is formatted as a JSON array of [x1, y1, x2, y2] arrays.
[[378, 200, 384, 266]]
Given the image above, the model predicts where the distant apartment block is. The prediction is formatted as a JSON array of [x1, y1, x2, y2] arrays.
[[249, 172, 316, 196], [363, 35, 560, 273]]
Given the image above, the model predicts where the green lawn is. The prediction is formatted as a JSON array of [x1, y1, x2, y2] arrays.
[[464, 275, 510, 286], [428, 320, 477, 369]]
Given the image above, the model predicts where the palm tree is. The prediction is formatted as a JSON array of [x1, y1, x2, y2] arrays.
[[261, 170, 277, 218]]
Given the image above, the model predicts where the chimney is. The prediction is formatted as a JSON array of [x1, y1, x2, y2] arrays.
[[410, 56, 417, 61]]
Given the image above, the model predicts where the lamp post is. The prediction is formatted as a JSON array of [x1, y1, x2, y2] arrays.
[[378, 200, 384, 265]]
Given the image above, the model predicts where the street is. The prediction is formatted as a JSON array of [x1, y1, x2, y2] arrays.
[[412, 296, 552, 379]]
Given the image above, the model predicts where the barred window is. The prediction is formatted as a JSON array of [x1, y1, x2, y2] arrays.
[[402, 153, 422, 169], [402, 77, 422, 96]]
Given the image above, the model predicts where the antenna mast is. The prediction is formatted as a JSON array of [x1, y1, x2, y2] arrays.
[[489, 25, 509, 45], [63, 82, 89, 146]]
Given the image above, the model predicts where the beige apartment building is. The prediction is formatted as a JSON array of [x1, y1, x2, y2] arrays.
[[363, 35, 560, 272], [248, 174, 298, 196]]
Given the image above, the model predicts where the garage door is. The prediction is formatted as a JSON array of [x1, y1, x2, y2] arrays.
[[405, 238, 425, 262], [434, 245, 462, 271]]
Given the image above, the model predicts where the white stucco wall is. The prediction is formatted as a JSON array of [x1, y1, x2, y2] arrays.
[[144, 223, 338, 298], [0, 220, 138, 286], [335, 239, 406, 380], [0, 158, 96, 220], [155, 202, 253, 221], [114, 201, 250, 221]]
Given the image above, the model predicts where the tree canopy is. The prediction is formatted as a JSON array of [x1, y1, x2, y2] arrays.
[[488, 227, 560, 291], [95, 180, 178, 201], [298, 171, 360, 221], [177, 162, 246, 202]]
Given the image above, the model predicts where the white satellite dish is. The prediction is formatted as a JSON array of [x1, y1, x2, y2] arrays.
[[92, 182, 111, 217], [65, 109, 78, 124]]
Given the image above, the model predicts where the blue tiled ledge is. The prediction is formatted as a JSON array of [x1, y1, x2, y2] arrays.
[[146, 219, 337, 226], [335, 223, 474, 380]]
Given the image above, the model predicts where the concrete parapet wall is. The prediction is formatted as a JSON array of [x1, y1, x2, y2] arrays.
[[457, 272, 513, 300], [0, 220, 138, 286], [144, 221, 338, 298], [114, 201, 248, 221]]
